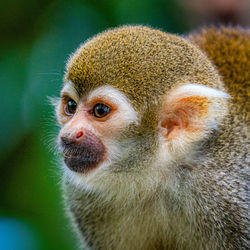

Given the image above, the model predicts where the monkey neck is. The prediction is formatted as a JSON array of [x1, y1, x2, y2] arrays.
[[64, 169, 199, 250], [63, 151, 202, 249]]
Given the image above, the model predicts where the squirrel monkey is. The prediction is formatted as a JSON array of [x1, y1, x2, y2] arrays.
[[55, 26, 249, 249]]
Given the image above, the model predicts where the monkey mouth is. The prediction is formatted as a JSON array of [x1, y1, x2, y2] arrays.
[[60, 137, 106, 173], [63, 153, 102, 173]]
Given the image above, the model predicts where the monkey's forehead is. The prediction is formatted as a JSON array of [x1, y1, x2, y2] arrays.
[[65, 25, 220, 109]]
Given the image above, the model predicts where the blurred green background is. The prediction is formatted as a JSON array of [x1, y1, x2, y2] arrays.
[[0, 0, 249, 249]]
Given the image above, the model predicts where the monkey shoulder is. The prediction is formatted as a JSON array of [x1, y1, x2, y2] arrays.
[[188, 27, 250, 112]]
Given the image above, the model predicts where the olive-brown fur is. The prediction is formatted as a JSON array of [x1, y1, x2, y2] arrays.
[[188, 26, 249, 114], [61, 26, 249, 249], [66, 26, 224, 134]]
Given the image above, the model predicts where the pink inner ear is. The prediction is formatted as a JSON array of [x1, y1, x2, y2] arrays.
[[161, 117, 182, 140], [161, 96, 209, 140]]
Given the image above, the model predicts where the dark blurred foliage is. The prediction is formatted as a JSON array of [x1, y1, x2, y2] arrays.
[[0, 0, 249, 249]]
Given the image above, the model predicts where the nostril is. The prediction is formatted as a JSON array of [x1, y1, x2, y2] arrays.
[[76, 131, 84, 139]]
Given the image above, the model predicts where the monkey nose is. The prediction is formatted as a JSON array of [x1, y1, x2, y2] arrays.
[[76, 131, 84, 139]]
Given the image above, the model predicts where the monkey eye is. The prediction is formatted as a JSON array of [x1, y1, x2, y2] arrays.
[[64, 99, 77, 115], [92, 103, 111, 118]]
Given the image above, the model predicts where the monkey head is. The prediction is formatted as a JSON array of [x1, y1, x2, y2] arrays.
[[56, 26, 229, 192]]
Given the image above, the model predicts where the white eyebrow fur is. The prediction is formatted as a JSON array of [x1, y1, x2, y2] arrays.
[[87, 85, 139, 124], [61, 81, 80, 102]]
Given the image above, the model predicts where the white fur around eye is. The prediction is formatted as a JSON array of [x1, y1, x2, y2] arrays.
[[88, 85, 139, 125], [61, 81, 80, 102]]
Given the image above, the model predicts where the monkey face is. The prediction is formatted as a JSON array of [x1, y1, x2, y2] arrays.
[[57, 83, 139, 174], [56, 26, 229, 186]]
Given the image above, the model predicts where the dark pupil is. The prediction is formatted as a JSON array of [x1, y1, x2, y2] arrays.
[[94, 103, 111, 117], [67, 99, 77, 113]]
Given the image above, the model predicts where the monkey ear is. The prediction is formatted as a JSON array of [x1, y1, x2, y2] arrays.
[[159, 84, 230, 143]]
